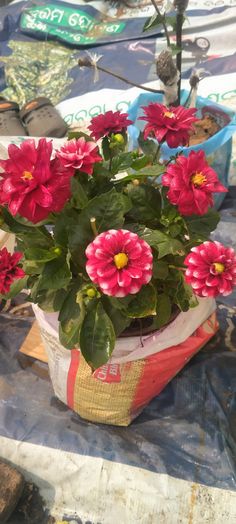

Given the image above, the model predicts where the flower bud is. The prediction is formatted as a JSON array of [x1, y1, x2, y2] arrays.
[[131, 150, 139, 159], [112, 133, 125, 145], [86, 287, 97, 298], [52, 246, 62, 256]]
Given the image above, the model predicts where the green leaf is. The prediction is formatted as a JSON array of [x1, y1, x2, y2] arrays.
[[138, 133, 158, 157], [23, 259, 45, 275], [185, 209, 220, 240], [143, 13, 163, 32], [33, 288, 68, 313], [138, 165, 165, 177], [102, 136, 111, 161], [0, 208, 53, 249], [111, 152, 134, 175], [168, 223, 182, 238], [105, 295, 133, 312], [166, 15, 177, 30], [24, 247, 59, 263], [67, 130, 92, 141], [59, 283, 85, 349], [132, 226, 185, 259], [114, 165, 165, 185], [131, 155, 150, 171], [127, 184, 162, 223], [166, 13, 187, 33], [153, 293, 172, 329], [29, 276, 43, 303], [69, 188, 131, 267], [70, 177, 88, 209], [169, 44, 182, 56], [54, 208, 80, 248], [0, 275, 28, 300], [80, 302, 116, 369], [126, 284, 157, 318], [116, 164, 165, 185], [153, 258, 169, 280], [92, 161, 111, 180], [174, 276, 198, 311], [157, 237, 185, 259], [102, 296, 131, 336], [39, 256, 71, 291]]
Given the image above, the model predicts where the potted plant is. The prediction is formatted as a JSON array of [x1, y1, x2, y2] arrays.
[[0, 102, 235, 426]]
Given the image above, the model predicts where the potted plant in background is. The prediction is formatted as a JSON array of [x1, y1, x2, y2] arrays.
[[78, 0, 236, 209], [0, 100, 236, 426]]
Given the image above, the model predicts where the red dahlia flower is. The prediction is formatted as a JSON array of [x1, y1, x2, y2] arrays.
[[184, 241, 236, 297], [139, 103, 197, 147], [0, 139, 74, 224], [56, 137, 102, 174], [162, 150, 227, 216], [0, 248, 25, 295], [88, 110, 133, 141], [85, 229, 153, 297]]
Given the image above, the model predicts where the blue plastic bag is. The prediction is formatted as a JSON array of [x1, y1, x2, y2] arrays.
[[128, 90, 236, 209]]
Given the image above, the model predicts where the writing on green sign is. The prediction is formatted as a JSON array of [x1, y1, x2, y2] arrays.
[[20, 4, 125, 45]]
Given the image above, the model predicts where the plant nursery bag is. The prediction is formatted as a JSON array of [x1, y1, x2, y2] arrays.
[[33, 298, 218, 426]]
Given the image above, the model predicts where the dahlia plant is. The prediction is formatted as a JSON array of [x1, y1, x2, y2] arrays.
[[0, 107, 235, 370]]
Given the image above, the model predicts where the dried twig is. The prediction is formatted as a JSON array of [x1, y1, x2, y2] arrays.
[[78, 57, 164, 95]]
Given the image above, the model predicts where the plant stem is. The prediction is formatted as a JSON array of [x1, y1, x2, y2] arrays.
[[183, 87, 193, 107], [176, 12, 184, 104], [90, 217, 98, 237], [169, 265, 185, 271], [153, 142, 161, 163], [96, 64, 164, 94], [150, 0, 170, 47]]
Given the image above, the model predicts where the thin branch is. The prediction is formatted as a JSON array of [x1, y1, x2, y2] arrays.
[[153, 142, 161, 163], [78, 59, 164, 95], [90, 217, 98, 237], [176, 12, 184, 104], [150, 0, 171, 47]]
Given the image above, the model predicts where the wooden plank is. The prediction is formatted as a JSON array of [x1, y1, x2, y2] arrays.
[[19, 321, 48, 363]]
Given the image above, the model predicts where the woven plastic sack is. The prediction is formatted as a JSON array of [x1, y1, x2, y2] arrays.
[[128, 90, 236, 209], [0, 230, 15, 252], [33, 299, 218, 426]]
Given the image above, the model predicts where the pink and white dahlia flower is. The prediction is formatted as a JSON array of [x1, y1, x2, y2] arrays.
[[184, 241, 236, 297], [162, 150, 227, 216], [56, 137, 102, 174], [85, 229, 153, 297]]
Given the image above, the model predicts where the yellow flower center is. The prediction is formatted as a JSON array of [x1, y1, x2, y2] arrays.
[[21, 170, 33, 181], [163, 111, 175, 119], [114, 252, 129, 269], [191, 171, 207, 187], [213, 262, 225, 274]]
